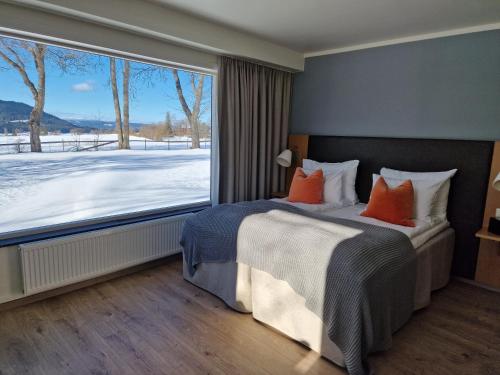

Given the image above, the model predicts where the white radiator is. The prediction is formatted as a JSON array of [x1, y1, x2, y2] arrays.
[[19, 214, 191, 295]]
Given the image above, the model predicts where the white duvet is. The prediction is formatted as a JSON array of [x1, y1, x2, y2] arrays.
[[271, 197, 343, 212], [273, 199, 449, 248]]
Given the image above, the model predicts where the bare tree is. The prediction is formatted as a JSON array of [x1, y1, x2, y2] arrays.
[[109, 57, 130, 149], [0, 37, 91, 152], [110, 57, 123, 149], [131, 66, 210, 147], [122, 60, 130, 149], [164, 111, 173, 137], [0, 41, 45, 152], [172, 69, 205, 149]]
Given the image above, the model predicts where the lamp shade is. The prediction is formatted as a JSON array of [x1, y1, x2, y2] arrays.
[[276, 149, 292, 167], [494, 172, 500, 191]]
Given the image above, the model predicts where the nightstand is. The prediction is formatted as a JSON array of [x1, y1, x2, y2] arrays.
[[475, 140, 500, 289], [474, 141, 500, 289], [476, 228, 500, 243], [271, 191, 288, 199]]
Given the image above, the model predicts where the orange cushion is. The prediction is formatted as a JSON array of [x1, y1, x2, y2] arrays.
[[361, 176, 415, 227], [288, 168, 324, 204]]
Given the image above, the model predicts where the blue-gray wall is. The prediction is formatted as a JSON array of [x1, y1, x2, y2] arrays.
[[291, 30, 500, 140]]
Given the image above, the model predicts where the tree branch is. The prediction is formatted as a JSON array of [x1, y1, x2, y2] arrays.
[[0, 48, 37, 98], [31, 45, 45, 80], [0, 42, 25, 69], [190, 73, 197, 96], [172, 69, 192, 120], [28, 45, 38, 66], [192, 75, 205, 118]]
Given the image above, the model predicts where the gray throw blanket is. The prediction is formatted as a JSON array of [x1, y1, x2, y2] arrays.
[[180, 200, 416, 375]]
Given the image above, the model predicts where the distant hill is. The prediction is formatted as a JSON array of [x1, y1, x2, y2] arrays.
[[69, 119, 144, 131], [0, 100, 87, 133]]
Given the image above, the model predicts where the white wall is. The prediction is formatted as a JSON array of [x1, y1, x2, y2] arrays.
[[0, 0, 304, 304], [1, 0, 304, 71], [0, 246, 23, 303], [0, 1, 218, 72]]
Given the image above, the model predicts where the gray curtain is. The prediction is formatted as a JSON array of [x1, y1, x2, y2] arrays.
[[218, 56, 293, 203]]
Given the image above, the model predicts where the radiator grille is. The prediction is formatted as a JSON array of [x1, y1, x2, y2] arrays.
[[19, 214, 190, 295]]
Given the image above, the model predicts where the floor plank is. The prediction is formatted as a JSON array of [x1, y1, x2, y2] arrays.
[[0, 257, 499, 375]]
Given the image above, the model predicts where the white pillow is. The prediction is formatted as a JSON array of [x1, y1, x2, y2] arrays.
[[380, 168, 457, 221], [372, 174, 445, 223], [303, 168, 344, 207], [303, 159, 359, 206]]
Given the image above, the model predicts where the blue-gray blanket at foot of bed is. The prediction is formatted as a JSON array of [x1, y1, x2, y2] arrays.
[[180, 200, 416, 375]]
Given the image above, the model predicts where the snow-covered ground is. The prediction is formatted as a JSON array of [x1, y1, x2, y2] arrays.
[[0, 148, 211, 233], [0, 133, 211, 154]]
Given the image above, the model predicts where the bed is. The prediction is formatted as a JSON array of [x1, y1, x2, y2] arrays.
[[182, 202, 455, 368], [180, 136, 494, 375]]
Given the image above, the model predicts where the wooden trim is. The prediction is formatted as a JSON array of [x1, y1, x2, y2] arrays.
[[304, 23, 500, 57], [0, 254, 181, 312], [285, 134, 309, 192], [482, 141, 500, 227], [476, 227, 500, 242], [475, 141, 500, 288]]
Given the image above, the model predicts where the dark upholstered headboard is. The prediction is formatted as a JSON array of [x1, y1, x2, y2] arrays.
[[308, 136, 494, 279]]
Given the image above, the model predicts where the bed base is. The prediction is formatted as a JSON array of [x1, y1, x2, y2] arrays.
[[182, 228, 455, 367]]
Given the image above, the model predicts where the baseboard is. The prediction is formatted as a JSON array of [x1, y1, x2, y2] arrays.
[[454, 276, 500, 293], [0, 253, 181, 313]]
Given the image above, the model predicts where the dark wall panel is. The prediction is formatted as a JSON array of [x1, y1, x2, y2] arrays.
[[308, 136, 494, 279]]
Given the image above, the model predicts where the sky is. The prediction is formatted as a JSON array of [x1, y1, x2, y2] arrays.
[[0, 37, 212, 124]]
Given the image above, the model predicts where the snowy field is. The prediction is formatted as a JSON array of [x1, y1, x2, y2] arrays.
[[0, 148, 211, 233], [0, 133, 211, 154]]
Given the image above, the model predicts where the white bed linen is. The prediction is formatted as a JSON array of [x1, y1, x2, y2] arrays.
[[270, 198, 343, 212], [273, 199, 449, 248]]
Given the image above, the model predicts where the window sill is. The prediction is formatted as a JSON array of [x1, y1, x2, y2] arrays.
[[0, 202, 210, 247]]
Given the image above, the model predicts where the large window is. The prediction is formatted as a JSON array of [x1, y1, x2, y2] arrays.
[[0, 35, 212, 236]]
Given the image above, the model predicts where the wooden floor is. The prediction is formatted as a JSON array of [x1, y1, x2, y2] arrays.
[[1, 257, 500, 375]]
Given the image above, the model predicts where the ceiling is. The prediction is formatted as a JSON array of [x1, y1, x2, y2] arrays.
[[149, 0, 500, 53]]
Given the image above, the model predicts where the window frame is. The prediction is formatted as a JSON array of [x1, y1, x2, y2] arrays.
[[0, 31, 217, 245], [0, 202, 211, 247]]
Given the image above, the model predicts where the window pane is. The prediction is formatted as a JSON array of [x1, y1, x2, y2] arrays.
[[0, 35, 212, 235]]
